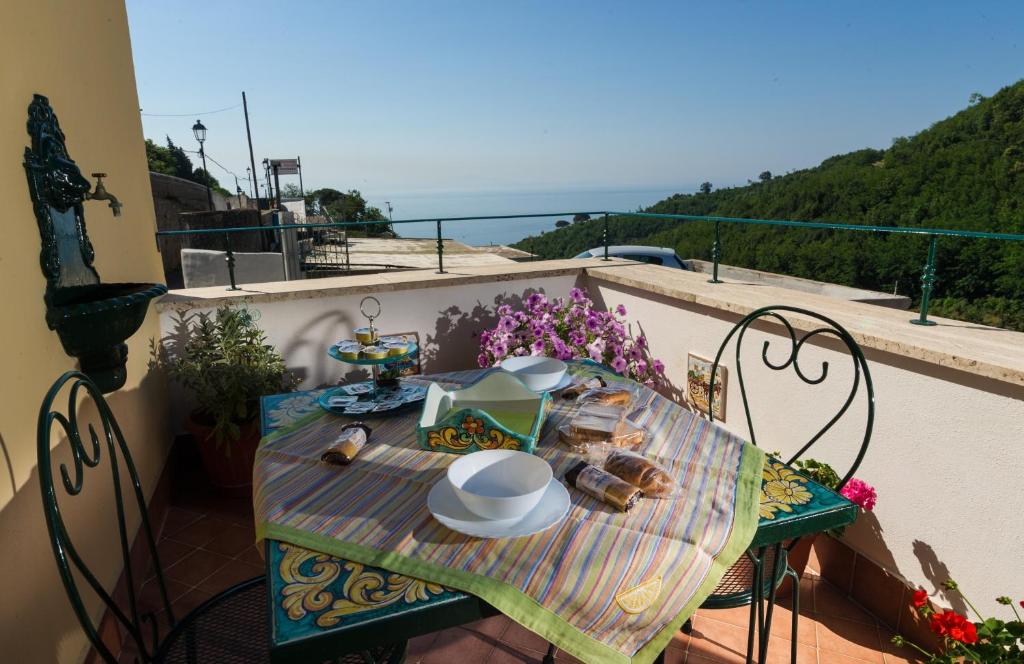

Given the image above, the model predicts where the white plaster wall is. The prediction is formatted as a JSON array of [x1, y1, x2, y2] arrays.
[[181, 248, 285, 288], [159, 274, 581, 421], [587, 276, 1024, 615]]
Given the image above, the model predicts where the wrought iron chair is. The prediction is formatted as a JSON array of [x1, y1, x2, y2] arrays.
[[693, 306, 874, 664], [38, 371, 406, 663]]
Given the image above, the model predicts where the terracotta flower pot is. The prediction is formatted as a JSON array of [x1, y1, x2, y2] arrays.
[[186, 412, 261, 498]]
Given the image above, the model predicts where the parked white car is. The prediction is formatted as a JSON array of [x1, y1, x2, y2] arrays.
[[573, 245, 691, 270]]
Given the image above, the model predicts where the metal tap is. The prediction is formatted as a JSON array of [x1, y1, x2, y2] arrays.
[[85, 172, 122, 217]]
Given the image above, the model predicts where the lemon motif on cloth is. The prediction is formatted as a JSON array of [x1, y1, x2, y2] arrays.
[[759, 460, 813, 520], [615, 576, 663, 614]]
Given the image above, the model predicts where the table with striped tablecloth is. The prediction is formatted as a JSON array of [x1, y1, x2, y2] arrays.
[[255, 361, 766, 664]]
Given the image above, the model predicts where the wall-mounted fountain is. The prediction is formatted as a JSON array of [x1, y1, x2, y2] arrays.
[[22, 94, 167, 392]]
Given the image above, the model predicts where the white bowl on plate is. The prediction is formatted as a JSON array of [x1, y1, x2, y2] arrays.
[[446, 450, 552, 521], [499, 356, 568, 392]]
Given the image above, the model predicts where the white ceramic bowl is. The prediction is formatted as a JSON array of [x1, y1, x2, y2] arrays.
[[446, 450, 553, 521], [499, 356, 568, 392]]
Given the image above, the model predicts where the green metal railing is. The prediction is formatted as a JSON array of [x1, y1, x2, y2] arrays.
[[155, 209, 1024, 326]]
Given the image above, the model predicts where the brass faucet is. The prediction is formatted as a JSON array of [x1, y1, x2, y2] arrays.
[[85, 172, 122, 217]]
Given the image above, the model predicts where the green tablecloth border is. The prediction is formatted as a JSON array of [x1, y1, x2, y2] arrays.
[[255, 438, 765, 664]]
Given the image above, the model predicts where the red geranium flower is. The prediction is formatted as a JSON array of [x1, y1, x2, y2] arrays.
[[912, 589, 928, 608], [929, 610, 977, 644]]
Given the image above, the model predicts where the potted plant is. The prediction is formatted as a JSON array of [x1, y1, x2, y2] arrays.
[[161, 306, 294, 495]]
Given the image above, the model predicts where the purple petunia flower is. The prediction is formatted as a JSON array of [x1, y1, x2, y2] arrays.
[[531, 339, 545, 355], [615, 304, 627, 316], [611, 356, 627, 373], [499, 316, 517, 332], [585, 316, 602, 333], [653, 359, 665, 374], [569, 287, 586, 303], [492, 341, 508, 358], [527, 292, 547, 309], [478, 353, 490, 367]]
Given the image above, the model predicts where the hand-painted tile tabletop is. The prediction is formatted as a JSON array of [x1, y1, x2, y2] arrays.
[[258, 361, 856, 663]]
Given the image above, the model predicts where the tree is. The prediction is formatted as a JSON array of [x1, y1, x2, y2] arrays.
[[145, 136, 228, 195], [759, 171, 773, 182], [699, 182, 713, 194], [306, 188, 390, 235], [555, 220, 570, 228], [572, 213, 591, 223], [280, 183, 303, 198]]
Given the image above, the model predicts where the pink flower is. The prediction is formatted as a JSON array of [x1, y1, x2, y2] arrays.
[[477, 353, 489, 367], [840, 478, 877, 511], [611, 356, 627, 373], [615, 304, 627, 316], [636, 359, 648, 375], [653, 359, 665, 374], [499, 316, 517, 332], [569, 288, 587, 303], [530, 339, 545, 355]]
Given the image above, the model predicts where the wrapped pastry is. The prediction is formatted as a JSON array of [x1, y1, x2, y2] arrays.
[[603, 451, 677, 498], [578, 386, 632, 407], [384, 341, 411, 356], [336, 342, 362, 361], [557, 419, 645, 452], [321, 422, 372, 465], [560, 375, 606, 399], [565, 461, 642, 512], [360, 345, 389, 360], [569, 403, 626, 441]]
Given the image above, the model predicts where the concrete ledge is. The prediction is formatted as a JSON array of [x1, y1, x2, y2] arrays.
[[586, 263, 1024, 388]]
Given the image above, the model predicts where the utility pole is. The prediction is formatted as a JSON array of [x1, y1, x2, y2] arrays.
[[246, 167, 254, 198], [242, 92, 260, 211], [234, 175, 243, 208], [297, 156, 304, 197], [263, 158, 273, 206], [272, 162, 282, 210]]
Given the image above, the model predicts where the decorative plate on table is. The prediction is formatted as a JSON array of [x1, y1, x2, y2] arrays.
[[427, 477, 570, 539], [317, 381, 428, 416]]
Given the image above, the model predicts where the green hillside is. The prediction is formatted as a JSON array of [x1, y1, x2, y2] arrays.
[[515, 81, 1024, 329]]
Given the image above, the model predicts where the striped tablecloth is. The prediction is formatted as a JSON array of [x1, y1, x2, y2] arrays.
[[254, 362, 763, 664]]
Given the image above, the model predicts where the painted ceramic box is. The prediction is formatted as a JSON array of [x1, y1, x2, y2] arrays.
[[417, 371, 551, 454]]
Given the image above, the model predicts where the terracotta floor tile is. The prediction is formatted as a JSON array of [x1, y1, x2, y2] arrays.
[[234, 543, 265, 566], [149, 537, 193, 575], [406, 632, 438, 663], [421, 627, 495, 664], [878, 626, 927, 664], [501, 619, 552, 653], [137, 577, 190, 614], [203, 523, 257, 558], [814, 579, 878, 626], [169, 515, 234, 549], [163, 548, 233, 587], [196, 560, 263, 595], [762, 637, 817, 664], [463, 615, 511, 639], [160, 507, 203, 538], [816, 614, 885, 663], [766, 604, 818, 647], [686, 615, 751, 663], [486, 644, 547, 663]]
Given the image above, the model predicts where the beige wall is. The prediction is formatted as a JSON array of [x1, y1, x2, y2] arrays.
[[1, 2, 172, 662]]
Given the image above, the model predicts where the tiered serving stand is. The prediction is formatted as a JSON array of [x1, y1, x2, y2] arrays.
[[318, 297, 428, 416]]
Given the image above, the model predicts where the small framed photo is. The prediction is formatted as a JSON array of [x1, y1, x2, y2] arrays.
[[687, 353, 726, 420]]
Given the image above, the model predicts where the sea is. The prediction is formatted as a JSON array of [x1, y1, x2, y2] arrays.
[[361, 186, 685, 247]]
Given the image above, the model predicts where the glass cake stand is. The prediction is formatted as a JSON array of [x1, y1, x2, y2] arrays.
[[321, 342, 427, 416]]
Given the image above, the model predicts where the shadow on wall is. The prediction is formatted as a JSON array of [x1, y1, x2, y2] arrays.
[[913, 539, 969, 615], [422, 292, 530, 370]]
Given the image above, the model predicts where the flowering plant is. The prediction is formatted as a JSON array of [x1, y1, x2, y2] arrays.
[[477, 288, 665, 385], [893, 580, 1023, 662]]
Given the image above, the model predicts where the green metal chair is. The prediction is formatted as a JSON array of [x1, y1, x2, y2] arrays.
[[694, 305, 875, 664], [38, 371, 407, 663]]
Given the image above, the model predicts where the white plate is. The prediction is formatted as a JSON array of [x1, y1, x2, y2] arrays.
[[428, 476, 570, 539]]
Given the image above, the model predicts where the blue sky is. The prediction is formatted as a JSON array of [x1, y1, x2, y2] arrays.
[[129, 1, 1024, 201]]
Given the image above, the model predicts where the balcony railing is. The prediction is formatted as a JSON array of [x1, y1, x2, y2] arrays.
[[155, 210, 1024, 326]]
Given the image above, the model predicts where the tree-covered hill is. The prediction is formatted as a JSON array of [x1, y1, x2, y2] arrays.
[[514, 81, 1024, 329]]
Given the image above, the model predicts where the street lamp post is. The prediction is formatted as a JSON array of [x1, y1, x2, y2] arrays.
[[385, 201, 394, 234], [192, 119, 213, 211]]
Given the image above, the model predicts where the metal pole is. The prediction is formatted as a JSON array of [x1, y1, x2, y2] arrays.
[[224, 232, 239, 291], [242, 92, 260, 211], [263, 159, 273, 206], [297, 156, 304, 196], [910, 235, 938, 326], [708, 221, 723, 283], [435, 220, 446, 274], [199, 143, 213, 211], [273, 163, 282, 210], [234, 176, 242, 209], [603, 213, 610, 260], [246, 167, 254, 199]]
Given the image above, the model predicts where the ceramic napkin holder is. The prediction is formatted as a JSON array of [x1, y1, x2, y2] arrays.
[[417, 371, 551, 454]]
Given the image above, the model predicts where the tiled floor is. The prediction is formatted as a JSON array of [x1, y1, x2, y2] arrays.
[[134, 454, 924, 664]]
